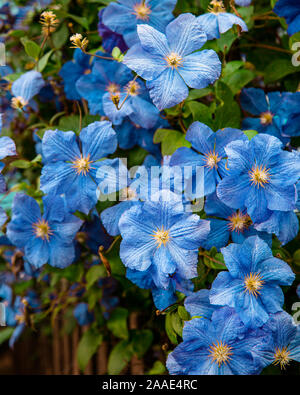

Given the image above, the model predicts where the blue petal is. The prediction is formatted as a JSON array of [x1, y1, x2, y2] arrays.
[[240, 88, 269, 116], [146, 67, 189, 110], [12, 71, 45, 102], [0, 136, 16, 159], [166, 13, 207, 56], [42, 129, 80, 163], [137, 24, 170, 56]]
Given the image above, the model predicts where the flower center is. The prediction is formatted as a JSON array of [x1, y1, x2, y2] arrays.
[[11, 96, 27, 110], [208, 0, 225, 14], [244, 272, 264, 297], [33, 219, 53, 241], [260, 111, 273, 125], [126, 80, 140, 96], [249, 164, 270, 188], [208, 341, 233, 367], [228, 211, 251, 233], [152, 226, 170, 248], [204, 150, 221, 169], [107, 82, 120, 94], [165, 52, 183, 69], [273, 347, 291, 370], [133, 2, 151, 20], [72, 154, 93, 176]]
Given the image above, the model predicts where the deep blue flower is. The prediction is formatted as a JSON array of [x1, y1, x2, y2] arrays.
[[102, 0, 177, 47], [98, 9, 128, 53], [123, 13, 221, 110], [119, 190, 210, 289], [167, 306, 267, 375], [201, 193, 271, 251], [7, 193, 83, 268], [184, 289, 220, 320], [76, 58, 159, 128], [40, 121, 123, 214], [197, 1, 248, 40], [240, 88, 300, 143], [254, 312, 300, 370], [59, 49, 91, 101], [217, 133, 300, 224], [73, 303, 94, 326], [80, 213, 113, 254], [171, 122, 247, 197], [274, 0, 300, 36], [11, 70, 45, 108], [254, 210, 299, 246], [210, 236, 295, 328], [127, 267, 194, 311]]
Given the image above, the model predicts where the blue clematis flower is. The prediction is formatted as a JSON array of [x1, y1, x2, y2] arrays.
[[73, 303, 94, 326], [167, 306, 268, 375], [127, 267, 194, 311], [217, 133, 300, 224], [59, 49, 92, 101], [201, 193, 272, 251], [254, 312, 300, 370], [98, 9, 128, 53], [11, 70, 45, 108], [7, 193, 83, 268], [274, 0, 300, 36], [240, 88, 300, 143], [210, 236, 295, 328], [254, 210, 299, 246], [102, 0, 177, 47], [171, 122, 247, 197], [76, 58, 159, 128], [197, 1, 248, 41], [123, 13, 221, 110], [40, 121, 124, 214], [119, 190, 210, 289], [184, 289, 221, 320], [80, 213, 113, 254]]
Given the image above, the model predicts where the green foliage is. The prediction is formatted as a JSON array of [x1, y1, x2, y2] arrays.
[[153, 129, 191, 156], [77, 327, 103, 371]]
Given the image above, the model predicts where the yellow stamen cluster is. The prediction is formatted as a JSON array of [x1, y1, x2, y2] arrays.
[[33, 219, 53, 241], [208, 0, 226, 14], [40, 11, 59, 34], [165, 52, 183, 69], [133, 2, 151, 20], [228, 211, 251, 233], [70, 33, 89, 51], [273, 347, 291, 370], [11, 96, 27, 110], [249, 164, 271, 188], [204, 150, 221, 169], [260, 111, 274, 125], [126, 80, 140, 96], [72, 154, 93, 176], [208, 341, 233, 367], [152, 226, 170, 248], [244, 272, 264, 297], [107, 82, 120, 94]]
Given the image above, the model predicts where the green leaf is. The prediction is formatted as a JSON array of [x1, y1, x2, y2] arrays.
[[52, 24, 69, 49], [184, 101, 213, 127], [77, 328, 103, 371], [0, 328, 14, 345], [165, 312, 178, 345], [148, 360, 166, 375], [153, 129, 191, 156], [11, 160, 32, 169], [21, 38, 40, 60], [108, 339, 133, 374], [177, 306, 190, 321], [107, 307, 129, 339], [293, 250, 300, 267], [222, 69, 255, 95], [38, 50, 54, 72], [243, 130, 258, 140], [264, 59, 300, 83], [86, 265, 106, 290], [131, 329, 153, 358]]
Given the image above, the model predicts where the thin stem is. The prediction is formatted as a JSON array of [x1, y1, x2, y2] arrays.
[[117, 74, 139, 110], [76, 101, 82, 132], [199, 251, 226, 267], [239, 43, 292, 54], [82, 50, 114, 61]]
